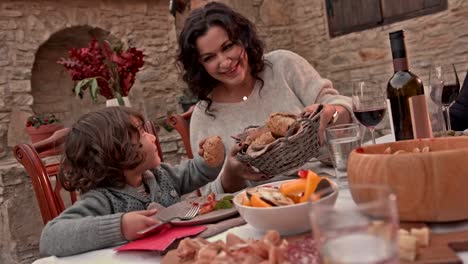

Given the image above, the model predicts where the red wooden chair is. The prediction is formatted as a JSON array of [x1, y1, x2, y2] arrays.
[[13, 121, 163, 224], [14, 127, 73, 225], [167, 105, 195, 159], [167, 105, 208, 197]]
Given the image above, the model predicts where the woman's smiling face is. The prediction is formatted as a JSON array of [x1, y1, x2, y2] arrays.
[[196, 26, 250, 88]]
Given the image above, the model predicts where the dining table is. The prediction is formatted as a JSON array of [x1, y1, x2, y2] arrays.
[[32, 134, 468, 264]]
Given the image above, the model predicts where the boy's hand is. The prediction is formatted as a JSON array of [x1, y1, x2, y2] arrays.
[[121, 209, 159, 241], [221, 143, 269, 193]]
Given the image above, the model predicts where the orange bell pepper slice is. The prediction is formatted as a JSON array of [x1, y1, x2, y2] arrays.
[[300, 170, 322, 203], [241, 192, 251, 206], [250, 194, 272, 207], [279, 178, 307, 197]]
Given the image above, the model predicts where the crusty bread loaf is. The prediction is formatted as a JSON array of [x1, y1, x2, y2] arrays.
[[251, 132, 276, 146], [202, 136, 224, 167], [246, 132, 276, 154], [243, 126, 269, 145], [266, 112, 298, 137]]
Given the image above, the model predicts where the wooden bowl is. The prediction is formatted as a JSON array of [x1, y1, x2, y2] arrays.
[[347, 136, 468, 222]]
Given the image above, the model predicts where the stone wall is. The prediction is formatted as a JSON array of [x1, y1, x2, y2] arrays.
[[290, 0, 468, 97], [0, 0, 188, 161], [0, 160, 43, 264]]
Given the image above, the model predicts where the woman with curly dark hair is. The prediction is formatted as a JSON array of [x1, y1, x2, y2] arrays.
[[39, 106, 262, 257], [177, 2, 353, 193]]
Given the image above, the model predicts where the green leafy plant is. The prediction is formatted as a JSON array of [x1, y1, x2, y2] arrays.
[[26, 114, 61, 128]]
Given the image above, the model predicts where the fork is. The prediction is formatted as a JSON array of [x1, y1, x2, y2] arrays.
[[160, 205, 200, 222], [137, 205, 200, 236]]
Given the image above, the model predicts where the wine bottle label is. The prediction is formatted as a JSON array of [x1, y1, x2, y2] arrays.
[[408, 95, 433, 139], [386, 99, 396, 142]]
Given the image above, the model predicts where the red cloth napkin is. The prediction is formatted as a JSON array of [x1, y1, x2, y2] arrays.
[[116, 225, 207, 252]]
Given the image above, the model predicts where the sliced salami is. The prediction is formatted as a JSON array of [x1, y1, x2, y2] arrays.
[[285, 236, 321, 264]]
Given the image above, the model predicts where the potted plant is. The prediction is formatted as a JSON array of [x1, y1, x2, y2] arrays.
[[57, 38, 144, 106], [26, 113, 64, 144]]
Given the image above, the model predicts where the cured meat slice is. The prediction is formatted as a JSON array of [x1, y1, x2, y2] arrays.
[[285, 236, 321, 264]]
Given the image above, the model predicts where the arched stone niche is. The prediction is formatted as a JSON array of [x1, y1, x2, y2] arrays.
[[31, 25, 121, 126]]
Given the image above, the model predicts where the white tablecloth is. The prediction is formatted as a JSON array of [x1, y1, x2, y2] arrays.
[[33, 134, 468, 263], [32, 222, 468, 264]]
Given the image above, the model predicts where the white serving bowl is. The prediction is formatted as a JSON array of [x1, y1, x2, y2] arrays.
[[233, 179, 338, 235]]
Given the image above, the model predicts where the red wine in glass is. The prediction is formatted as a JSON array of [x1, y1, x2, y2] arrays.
[[429, 64, 460, 131], [354, 108, 386, 128], [441, 84, 460, 106], [352, 81, 387, 144]]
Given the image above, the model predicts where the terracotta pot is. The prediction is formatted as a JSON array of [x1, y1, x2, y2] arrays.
[[26, 123, 64, 156], [26, 123, 64, 144], [347, 136, 468, 222]]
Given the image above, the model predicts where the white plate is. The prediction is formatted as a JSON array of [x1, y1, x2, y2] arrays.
[[157, 194, 238, 226]]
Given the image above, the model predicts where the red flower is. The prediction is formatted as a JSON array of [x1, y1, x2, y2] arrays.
[[26, 114, 60, 128], [57, 38, 144, 100]]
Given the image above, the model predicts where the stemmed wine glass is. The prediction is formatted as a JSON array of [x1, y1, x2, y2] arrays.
[[429, 64, 460, 132], [352, 81, 387, 144]]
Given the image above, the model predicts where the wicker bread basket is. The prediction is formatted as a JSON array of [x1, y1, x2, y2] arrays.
[[234, 106, 323, 176]]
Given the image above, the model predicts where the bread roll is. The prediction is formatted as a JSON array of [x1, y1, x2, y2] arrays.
[[243, 126, 269, 145], [202, 136, 224, 167], [246, 132, 276, 154], [251, 132, 276, 146], [266, 112, 298, 137]]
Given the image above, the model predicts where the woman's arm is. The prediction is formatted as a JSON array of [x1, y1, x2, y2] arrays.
[[269, 50, 354, 143], [272, 50, 353, 120]]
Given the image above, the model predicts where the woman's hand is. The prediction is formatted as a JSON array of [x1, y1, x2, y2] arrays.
[[302, 104, 351, 145], [220, 143, 269, 193], [121, 209, 159, 241]]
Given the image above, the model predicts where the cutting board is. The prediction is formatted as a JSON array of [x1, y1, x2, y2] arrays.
[[400, 222, 468, 264], [286, 222, 468, 264]]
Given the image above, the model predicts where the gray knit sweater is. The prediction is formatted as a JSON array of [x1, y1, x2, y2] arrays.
[[190, 49, 353, 194], [39, 156, 220, 257], [190, 49, 353, 154]]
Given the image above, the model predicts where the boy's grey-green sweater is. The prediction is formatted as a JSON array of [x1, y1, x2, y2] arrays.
[[39, 156, 220, 257]]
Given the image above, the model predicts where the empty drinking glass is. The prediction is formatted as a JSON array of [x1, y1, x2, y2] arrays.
[[325, 123, 361, 187], [309, 184, 399, 264]]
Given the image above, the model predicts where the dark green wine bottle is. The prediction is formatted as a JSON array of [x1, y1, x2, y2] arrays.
[[387, 30, 430, 141]]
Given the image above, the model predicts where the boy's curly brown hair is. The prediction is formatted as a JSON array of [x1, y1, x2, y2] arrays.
[[58, 107, 147, 193]]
